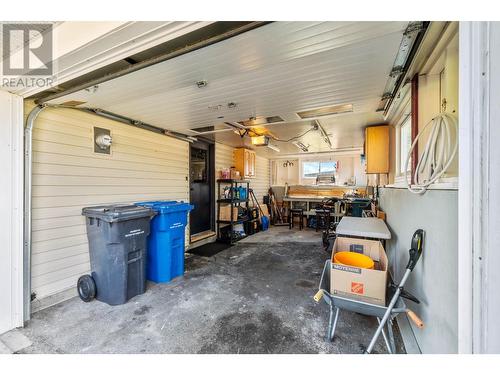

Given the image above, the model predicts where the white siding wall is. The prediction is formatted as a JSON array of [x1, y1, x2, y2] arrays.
[[252, 155, 271, 202], [29, 105, 189, 305], [214, 142, 270, 203]]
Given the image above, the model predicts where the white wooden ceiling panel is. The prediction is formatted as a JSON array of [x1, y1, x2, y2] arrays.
[[49, 21, 408, 154]]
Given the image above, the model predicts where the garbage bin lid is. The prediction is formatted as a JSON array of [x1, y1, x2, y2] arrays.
[[134, 200, 176, 208], [82, 204, 155, 222], [148, 201, 194, 214]]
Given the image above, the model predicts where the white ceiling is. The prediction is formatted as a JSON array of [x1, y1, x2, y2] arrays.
[[48, 21, 408, 155]]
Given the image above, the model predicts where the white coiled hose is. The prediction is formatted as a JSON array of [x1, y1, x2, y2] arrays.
[[404, 112, 458, 194]]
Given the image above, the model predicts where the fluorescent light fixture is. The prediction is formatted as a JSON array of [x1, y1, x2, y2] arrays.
[[297, 104, 353, 119], [251, 135, 269, 146], [292, 140, 309, 152], [267, 143, 280, 152]]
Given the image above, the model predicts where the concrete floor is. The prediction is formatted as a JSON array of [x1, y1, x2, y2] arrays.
[[11, 227, 404, 354]]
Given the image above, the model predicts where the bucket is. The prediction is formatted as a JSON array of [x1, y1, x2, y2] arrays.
[[333, 251, 374, 270]]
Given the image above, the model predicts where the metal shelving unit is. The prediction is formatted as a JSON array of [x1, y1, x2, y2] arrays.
[[216, 179, 251, 244]]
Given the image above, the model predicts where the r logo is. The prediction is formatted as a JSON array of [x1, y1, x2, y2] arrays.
[[1, 23, 53, 76]]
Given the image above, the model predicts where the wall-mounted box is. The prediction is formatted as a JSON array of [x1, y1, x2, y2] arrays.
[[365, 125, 389, 174]]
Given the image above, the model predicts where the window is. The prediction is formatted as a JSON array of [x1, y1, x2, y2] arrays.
[[303, 161, 320, 177], [399, 116, 412, 175], [190, 148, 207, 182], [302, 160, 337, 178]]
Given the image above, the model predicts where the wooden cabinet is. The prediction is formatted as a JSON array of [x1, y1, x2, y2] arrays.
[[365, 125, 389, 174], [234, 148, 256, 178]]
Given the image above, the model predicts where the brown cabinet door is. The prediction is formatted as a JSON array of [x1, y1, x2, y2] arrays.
[[244, 150, 250, 177], [249, 151, 256, 177]]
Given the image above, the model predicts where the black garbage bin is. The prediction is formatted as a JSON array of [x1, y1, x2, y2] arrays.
[[79, 204, 155, 305]]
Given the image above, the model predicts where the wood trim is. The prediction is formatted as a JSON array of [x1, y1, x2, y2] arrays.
[[411, 74, 419, 184]]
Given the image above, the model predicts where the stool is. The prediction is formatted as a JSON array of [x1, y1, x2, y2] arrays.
[[315, 209, 331, 232], [289, 208, 304, 230]]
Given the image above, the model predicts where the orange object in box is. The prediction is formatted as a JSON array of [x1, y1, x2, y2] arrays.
[[333, 251, 375, 270]]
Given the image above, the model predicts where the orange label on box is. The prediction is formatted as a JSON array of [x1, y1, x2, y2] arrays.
[[351, 282, 364, 294]]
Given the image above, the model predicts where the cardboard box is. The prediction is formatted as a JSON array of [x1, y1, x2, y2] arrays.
[[330, 237, 388, 306], [219, 205, 239, 221], [230, 169, 241, 180]]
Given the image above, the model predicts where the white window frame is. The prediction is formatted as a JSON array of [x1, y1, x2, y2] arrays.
[[397, 114, 412, 178], [459, 20, 500, 354], [299, 158, 338, 184], [392, 98, 412, 187], [0, 91, 24, 334]]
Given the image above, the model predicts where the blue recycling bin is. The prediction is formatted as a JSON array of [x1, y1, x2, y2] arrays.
[[135, 201, 193, 283]]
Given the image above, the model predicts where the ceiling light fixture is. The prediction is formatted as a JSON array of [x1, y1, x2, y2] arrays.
[[292, 140, 309, 152], [266, 143, 280, 152], [297, 104, 353, 119]]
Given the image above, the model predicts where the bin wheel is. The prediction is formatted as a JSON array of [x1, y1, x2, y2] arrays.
[[77, 275, 96, 302]]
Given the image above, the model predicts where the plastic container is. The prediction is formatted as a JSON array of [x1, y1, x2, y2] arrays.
[[135, 200, 193, 283], [80, 204, 155, 305], [261, 216, 270, 231], [333, 251, 375, 270], [350, 198, 372, 217], [239, 186, 247, 200]]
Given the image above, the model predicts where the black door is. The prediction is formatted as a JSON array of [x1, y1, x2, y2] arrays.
[[189, 142, 213, 235]]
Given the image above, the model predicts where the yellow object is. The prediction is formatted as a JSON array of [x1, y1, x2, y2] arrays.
[[234, 148, 256, 178], [333, 251, 375, 270], [365, 125, 389, 174], [251, 135, 268, 146], [313, 289, 324, 303]]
